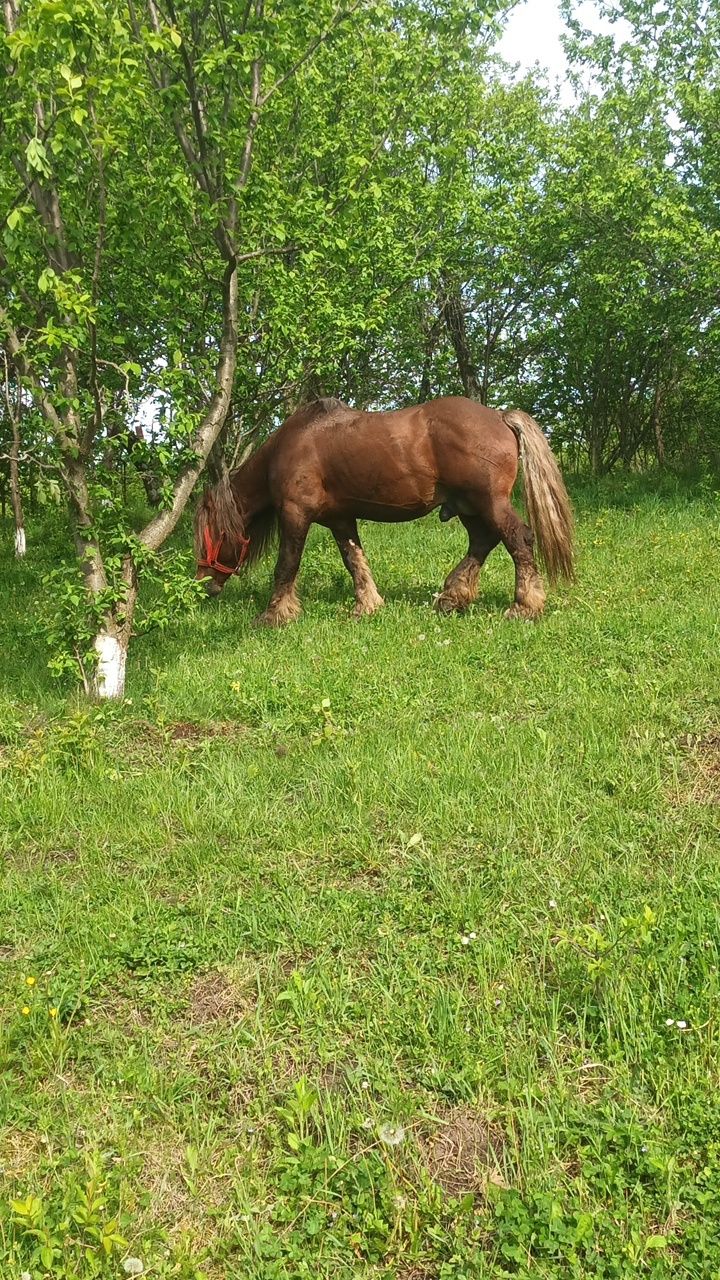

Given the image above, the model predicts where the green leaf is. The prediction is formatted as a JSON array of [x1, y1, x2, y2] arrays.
[[26, 137, 50, 177], [38, 267, 57, 294], [169, 27, 182, 47]]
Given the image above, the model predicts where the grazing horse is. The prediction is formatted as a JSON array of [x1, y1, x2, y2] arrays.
[[194, 396, 574, 625]]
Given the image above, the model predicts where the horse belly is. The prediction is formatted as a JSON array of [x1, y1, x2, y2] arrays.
[[347, 497, 441, 523]]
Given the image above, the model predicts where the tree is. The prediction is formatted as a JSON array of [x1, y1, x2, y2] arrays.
[[2, 0, 508, 695]]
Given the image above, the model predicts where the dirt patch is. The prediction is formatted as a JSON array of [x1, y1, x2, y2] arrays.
[[0, 1129, 48, 1185], [422, 1107, 507, 1199], [133, 1131, 227, 1248], [168, 721, 246, 744], [678, 731, 720, 804], [187, 969, 254, 1026]]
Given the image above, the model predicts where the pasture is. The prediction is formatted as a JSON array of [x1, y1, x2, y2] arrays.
[[1, 475, 719, 1278]]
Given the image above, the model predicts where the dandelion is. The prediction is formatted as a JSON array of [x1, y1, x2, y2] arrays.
[[418, 633, 426, 641], [360, 1079, 370, 1090], [21, 1006, 30, 1016], [379, 1123, 405, 1147], [21, 1272, 32, 1280], [25, 976, 36, 987], [123, 1260, 144, 1277], [48, 1007, 58, 1019]]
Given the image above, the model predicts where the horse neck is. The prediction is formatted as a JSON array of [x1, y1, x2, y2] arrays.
[[230, 442, 272, 520]]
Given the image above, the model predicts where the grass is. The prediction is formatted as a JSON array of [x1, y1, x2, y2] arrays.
[[0, 473, 719, 1278]]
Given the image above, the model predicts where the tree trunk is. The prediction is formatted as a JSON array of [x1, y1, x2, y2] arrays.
[[92, 558, 138, 699], [651, 380, 666, 468], [9, 382, 25, 556], [440, 278, 481, 401]]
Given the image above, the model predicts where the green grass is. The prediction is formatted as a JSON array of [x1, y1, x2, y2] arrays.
[[1, 475, 719, 1278]]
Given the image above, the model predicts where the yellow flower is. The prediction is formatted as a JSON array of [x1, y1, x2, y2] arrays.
[[49, 1007, 58, 1019], [25, 976, 36, 987], [22, 1006, 30, 1016]]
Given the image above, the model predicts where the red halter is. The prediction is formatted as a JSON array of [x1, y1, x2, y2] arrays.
[[198, 526, 250, 576]]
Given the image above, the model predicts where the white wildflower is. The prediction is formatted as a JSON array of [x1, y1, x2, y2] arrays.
[[549, 899, 557, 909], [665, 1018, 675, 1026], [676, 1020, 688, 1029], [461, 935, 470, 946], [378, 1123, 405, 1147]]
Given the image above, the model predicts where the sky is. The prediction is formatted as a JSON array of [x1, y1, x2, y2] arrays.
[[499, 0, 572, 81], [497, 0, 631, 103]]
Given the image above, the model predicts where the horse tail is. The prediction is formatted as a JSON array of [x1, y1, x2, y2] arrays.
[[503, 410, 575, 585]]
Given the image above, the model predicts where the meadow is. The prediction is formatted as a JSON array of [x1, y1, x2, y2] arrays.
[[0, 475, 719, 1278]]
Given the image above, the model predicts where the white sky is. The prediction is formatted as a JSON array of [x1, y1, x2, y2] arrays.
[[497, 0, 632, 103]]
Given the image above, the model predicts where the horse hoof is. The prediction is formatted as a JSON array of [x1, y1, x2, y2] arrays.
[[352, 595, 384, 619], [253, 604, 301, 627], [434, 592, 464, 615], [504, 603, 542, 622]]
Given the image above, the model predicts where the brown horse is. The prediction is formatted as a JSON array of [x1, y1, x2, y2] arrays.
[[194, 396, 574, 625]]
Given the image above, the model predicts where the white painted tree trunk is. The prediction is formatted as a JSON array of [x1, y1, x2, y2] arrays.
[[93, 631, 127, 699], [14, 526, 26, 557]]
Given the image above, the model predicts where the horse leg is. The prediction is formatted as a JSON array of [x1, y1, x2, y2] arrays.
[[494, 501, 546, 620], [330, 520, 384, 618], [435, 516, 500, 614], [254, 508, 309, 627]]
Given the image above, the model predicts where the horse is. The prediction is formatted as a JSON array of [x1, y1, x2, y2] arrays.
[[194, 396, 574, 625]]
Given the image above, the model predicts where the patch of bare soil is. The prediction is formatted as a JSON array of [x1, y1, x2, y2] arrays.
[[422, 1107, 508, 1199], [134, 1132, 226, 1247], [678, 731, 720, 804], [0, 1129, 48, 1185], [168, 720, 247, 744], [187, 969, 254, 1026]]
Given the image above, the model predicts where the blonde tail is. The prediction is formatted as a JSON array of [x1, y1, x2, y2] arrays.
[[503, 410, 575, 585]]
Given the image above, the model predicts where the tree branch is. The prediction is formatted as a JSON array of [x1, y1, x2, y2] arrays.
[[138, 255, 239, 551], [258, 0, 363, 107]]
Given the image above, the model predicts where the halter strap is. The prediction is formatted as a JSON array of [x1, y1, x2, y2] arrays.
[[198, 526, 250, 576]]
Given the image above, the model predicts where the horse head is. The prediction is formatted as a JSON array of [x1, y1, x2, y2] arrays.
[[194, 475, 250, 595]]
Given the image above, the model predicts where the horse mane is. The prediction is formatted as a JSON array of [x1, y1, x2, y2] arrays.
[[293, 396, 352, 423], [194, 468, 278, 569]]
